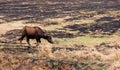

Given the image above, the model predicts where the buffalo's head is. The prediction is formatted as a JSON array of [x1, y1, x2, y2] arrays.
[[44, 35, 54, 44]]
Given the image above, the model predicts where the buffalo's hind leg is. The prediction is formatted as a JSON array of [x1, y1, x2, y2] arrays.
[[18, 35, 25, 46]]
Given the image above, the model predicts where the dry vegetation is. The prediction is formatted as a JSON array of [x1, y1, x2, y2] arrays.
[[0, 0, 120, 70]]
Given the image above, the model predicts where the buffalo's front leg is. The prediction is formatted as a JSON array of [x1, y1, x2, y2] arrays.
[[36, 38, 41, 46], [26, 37, 31, 47]]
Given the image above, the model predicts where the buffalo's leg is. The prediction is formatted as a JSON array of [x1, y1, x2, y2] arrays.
[[18, 30, 26, 45], [26, 37, 31, 47], [18, 35, 25, 45], [36, 38, 41, 46]]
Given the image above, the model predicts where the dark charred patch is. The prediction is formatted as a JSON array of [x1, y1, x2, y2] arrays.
[[62, 20, 120, 35], [48, 30, 78, 38], [52, 45, 86, 53], [0, 46, 37, 54], [0, 29, 22, 44], [0, 0, 119, 23], [95, 42, 120, 55]]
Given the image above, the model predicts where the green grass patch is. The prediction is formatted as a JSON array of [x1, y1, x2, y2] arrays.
[[55, 35, 114, 47]]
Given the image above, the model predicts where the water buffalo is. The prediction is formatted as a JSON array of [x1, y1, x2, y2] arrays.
[[18, 26, 54, 46]]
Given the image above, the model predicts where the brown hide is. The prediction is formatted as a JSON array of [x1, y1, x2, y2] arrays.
[[18, 26, 53, 46]]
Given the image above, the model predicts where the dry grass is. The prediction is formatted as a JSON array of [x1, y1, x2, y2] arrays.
[[0, 0, 120, 69]]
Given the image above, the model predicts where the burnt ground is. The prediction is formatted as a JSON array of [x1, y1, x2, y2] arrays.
[[0, 0, 120, 70], [0, 0, 119, 23]]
